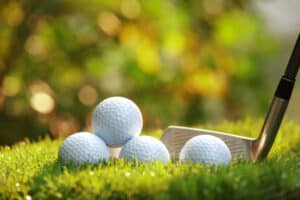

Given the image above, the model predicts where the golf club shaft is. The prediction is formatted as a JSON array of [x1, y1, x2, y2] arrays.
[[252, 34, 300, 161], [284, 34, 300, 80]]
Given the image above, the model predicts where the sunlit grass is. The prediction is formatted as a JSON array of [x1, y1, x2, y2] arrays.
[[1, 118, 300, 199]]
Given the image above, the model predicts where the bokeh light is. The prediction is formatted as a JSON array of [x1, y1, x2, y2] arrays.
[[119, 24, 141, 49], [98, 11, 121, 36], [49, 116, 80, 138], [78, 85, 98, 106], [1, 1, 24, 27], [137, 38, 160, 74], [30, 92, 55, 114], [2, 76, 21, 97], [163, 31, 186, 57], [25, 35, 48, 59], [120, 0, 141, 19]]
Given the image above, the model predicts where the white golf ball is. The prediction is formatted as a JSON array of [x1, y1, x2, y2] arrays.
[[92, 97, 143, 147], [58, 132, 109, 165], [119, 136, 170, 164], [179, 135, 231, 166]]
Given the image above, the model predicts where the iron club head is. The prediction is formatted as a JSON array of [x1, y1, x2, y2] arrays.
[[161, 126, 255, 160], [161, 96, 288, 161]]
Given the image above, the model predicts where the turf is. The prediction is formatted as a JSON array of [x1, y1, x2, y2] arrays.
[[1, 118, 300, 200]]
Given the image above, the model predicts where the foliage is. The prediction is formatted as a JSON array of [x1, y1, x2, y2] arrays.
[[1, 119, 300, 199], [0, 0, 279, 144]]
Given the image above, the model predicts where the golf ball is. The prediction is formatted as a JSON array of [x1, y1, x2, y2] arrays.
[[179, 135, 231, 166], [92, 97, 143, 147], [58, 132, 109, 165], [119, 136, 170, 164]]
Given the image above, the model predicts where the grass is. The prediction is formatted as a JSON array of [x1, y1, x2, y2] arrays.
[[1, 118, 300, 200]]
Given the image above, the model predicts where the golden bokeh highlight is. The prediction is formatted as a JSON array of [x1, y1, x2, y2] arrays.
[[120, 0, 141, 19], [2, 76, 21, 97], [29, 81, 53, 95], [137, 38, 160, 74], [98, 11, 121, 36], [203, 0, 224, 17], [30, 92, 55, 114], [214, 49, 235, 74], [29, 81, 55, 114], [119, 24, 141, 49], [163, 31, 186, 57], [78, 85, 98, 106], [185, 69, 228, 97], [1, 1, 24, 27], [25, 35, 48, 59], [50, 116, 80, 138]]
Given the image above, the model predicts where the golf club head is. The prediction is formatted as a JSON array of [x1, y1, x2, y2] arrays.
[[161, 96, 288, 161], [161, 126, 255, 160]]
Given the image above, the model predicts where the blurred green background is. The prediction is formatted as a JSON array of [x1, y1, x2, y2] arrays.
[[0, 0, 299, 145]]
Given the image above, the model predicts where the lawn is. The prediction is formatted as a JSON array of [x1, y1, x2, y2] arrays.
[[1, 118, 300, 200]]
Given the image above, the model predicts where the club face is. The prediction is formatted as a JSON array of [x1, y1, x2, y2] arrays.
[[160, 126, 255, 160]]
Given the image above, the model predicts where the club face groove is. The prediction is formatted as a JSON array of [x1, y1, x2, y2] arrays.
[[160, 126, 255, 160]]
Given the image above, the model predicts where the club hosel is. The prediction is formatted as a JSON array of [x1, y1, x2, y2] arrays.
[[251, 97, 289, 161], [251, 76, 295, 161]]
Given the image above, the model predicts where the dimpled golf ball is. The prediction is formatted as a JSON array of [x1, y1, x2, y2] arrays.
[[59, 132, 109, 165], [179, 135, 231, 166], [119, 136, 170, 164], [92, 97, 143, 147]]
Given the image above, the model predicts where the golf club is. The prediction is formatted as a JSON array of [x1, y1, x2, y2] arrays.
[[161, 34, 300, 161]]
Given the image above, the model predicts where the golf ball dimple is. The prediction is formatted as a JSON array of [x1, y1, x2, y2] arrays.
[[92, 97, 143, 147], [58, 132, 109, 165], [119, 136, 170, 164], [179, 135, 232, 166]]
